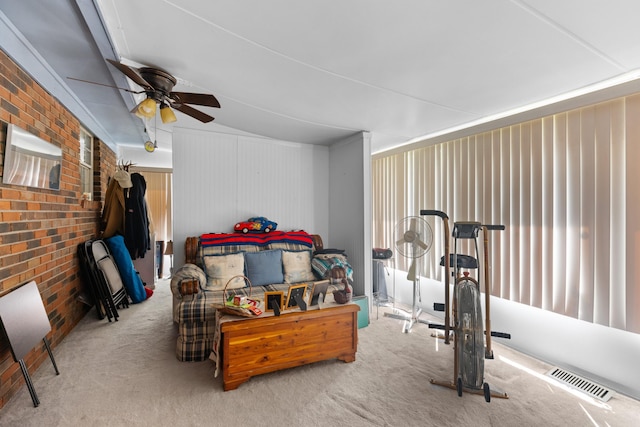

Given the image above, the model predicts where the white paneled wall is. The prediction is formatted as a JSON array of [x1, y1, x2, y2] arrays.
[[236, 137, 317, 230], [172, 129, 329, 268], [328, 132, 372, 297]]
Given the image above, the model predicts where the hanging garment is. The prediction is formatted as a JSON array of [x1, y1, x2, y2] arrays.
[[124, 172, 151, 260], [101, 177, 126, 238]]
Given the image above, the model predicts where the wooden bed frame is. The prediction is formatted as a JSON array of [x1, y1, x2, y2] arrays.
[[219, 303, 358, 391]]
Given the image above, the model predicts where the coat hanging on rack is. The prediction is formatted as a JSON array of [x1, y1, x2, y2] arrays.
[[124, 172, 151, 260], [101, 166, 133, 238]]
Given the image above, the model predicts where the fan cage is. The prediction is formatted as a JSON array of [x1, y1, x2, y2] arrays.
[[394, 216, 433, 259]]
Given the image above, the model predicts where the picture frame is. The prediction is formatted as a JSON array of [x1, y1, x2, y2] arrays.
[[264, 291, 284, 313], [284, 284, 308, 309], [307, 280, 330, 306]]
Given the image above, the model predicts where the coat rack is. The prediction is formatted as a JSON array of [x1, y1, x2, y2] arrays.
[[117, 160, 135, 172]]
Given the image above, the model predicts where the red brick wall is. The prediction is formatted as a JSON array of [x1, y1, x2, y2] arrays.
[[0, 49, 115, 408]]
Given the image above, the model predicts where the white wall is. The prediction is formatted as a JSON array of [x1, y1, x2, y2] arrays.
[[172, 128, 329, 268], [388, 270, 640, 399], [328, 132, 372, 297]]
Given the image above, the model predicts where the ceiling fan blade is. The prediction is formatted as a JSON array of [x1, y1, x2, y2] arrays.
[[67, 77, 145, 94], [172, 103, 215, 123], [170, 92, 220, 108], [106, 59, 153, 89]]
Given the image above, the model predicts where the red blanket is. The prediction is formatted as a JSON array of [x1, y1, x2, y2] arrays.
[[200, 230, 313, 248]]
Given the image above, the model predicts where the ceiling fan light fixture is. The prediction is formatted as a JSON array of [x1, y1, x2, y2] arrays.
[[137, 97, 157, 118], [160, 103, 177, 124], [104, 59, 219, 123]]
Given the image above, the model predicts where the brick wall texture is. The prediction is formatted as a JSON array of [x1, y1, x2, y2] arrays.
[[0, 48, 116, 408]]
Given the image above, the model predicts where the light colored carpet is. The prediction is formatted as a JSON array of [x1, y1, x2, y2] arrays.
[[1, 279, 638, 427]]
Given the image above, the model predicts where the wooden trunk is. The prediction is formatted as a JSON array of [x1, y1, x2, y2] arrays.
[[220, 304, 359, 391]]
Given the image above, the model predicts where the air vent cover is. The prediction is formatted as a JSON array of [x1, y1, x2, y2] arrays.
[[546, 367, 614, 402]]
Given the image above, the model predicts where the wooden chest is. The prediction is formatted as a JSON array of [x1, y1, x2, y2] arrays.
[[220, 304, 359, 390]]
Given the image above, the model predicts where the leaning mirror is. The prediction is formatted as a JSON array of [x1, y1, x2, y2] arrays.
[[2, 124, 62, 190]]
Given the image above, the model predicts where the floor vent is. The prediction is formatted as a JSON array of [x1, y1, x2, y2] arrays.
[[546, 367, 614, 402]]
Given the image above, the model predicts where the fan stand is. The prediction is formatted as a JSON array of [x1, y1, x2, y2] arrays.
[[384, 266, 430, 333], [384, 216, 433, 333]]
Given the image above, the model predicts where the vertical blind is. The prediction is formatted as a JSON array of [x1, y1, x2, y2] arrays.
[[372, 94, 640, 334]]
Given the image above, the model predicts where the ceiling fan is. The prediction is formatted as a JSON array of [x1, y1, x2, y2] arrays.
[[70, 59, 220, 124], [106, 59, 220, 124]]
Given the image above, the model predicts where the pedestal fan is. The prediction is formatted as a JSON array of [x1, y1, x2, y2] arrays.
[[384, 216, 433, 332]]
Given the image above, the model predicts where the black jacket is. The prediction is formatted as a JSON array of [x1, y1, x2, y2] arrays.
[[124, 172, 150, 259]]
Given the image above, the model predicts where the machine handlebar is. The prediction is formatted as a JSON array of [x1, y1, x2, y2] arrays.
[[420, 209, 448, 219], [483, 224, 505, 231]]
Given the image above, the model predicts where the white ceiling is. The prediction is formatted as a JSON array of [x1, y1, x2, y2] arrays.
[[2, 1, 640, 164]]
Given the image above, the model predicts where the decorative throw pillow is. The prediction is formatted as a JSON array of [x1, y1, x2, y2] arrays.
[[244, 250, 284, 286], [314, 252, 348, 263], [282, 250, 315, 283], [311, 256, 354, 281], [203, 253, 246, 290]]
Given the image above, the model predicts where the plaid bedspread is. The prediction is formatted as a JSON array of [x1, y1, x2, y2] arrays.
[[176, 283, 292, 324], [176, 282, 311, 361], [174, 230, 328, 361], [194, 231, 315, 267]]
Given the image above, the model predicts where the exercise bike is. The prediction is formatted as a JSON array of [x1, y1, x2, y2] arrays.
[[421, 211, 510, 402]]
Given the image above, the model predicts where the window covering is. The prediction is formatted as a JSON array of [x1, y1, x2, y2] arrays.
[[373, 94, 640, 334]]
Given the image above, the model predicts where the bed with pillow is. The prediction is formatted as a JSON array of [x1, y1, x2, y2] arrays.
[[170, 231, 347, 362]]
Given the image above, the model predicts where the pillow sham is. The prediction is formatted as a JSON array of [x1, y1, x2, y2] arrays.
[[244, 249, 284, 286], [203, 253, 246, 290], [282, 250, 315, 283]]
